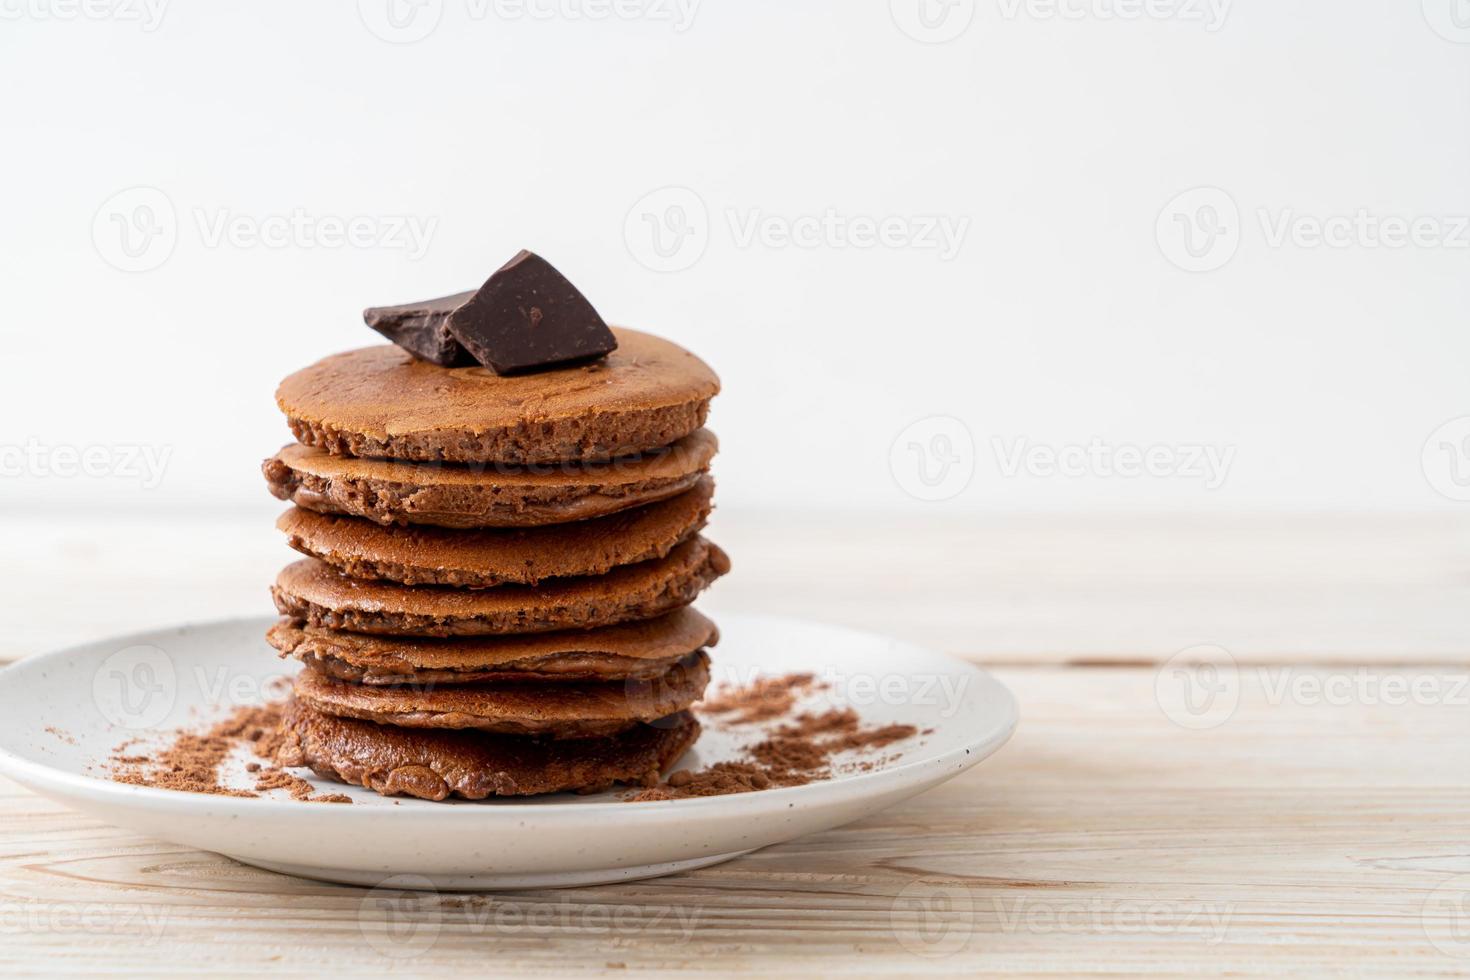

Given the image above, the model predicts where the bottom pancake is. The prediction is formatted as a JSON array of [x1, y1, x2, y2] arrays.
[[276, 701, 700, 800], [292, 651, 710, 738]]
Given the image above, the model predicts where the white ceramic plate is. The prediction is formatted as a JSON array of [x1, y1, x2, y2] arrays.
[[0, 613, 1016, 890]]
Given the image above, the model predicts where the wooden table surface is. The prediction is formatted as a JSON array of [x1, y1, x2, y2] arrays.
[[3, 510, 1469, 976]]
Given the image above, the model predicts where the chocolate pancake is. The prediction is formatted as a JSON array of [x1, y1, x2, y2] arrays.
[[277, 702, 700, 800], [275, 477, 713, 588], [292, 652, 710, 738], [266, 608, 719, 685], [276, 329, 720, 464], [262, 430, 717, 529], [271, 536, 729, 637]]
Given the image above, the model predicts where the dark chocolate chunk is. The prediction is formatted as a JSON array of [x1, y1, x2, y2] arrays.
[[445, 251, 617, 374], [363, 290, 476, 366]]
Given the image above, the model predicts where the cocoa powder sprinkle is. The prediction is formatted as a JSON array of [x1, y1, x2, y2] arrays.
[[630, 675, 919, 801], [108, 702, 351, 803], [698, 672, 820, 724]]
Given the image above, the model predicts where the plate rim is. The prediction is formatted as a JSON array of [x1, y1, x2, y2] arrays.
[[0, 612, 1018, 820]]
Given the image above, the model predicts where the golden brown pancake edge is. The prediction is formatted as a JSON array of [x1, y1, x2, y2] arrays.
[[276, 329, 720, 464], [262, 429, 718, 528], [275, 476, 713, 587], [291, 651, 710, 738], [266, 607, 719, 684], [270, 536, 730, 637]]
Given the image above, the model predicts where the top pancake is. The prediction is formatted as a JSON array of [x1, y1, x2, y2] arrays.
[[276, 328, 720, 464]]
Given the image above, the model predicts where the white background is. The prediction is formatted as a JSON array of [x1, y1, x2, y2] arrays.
[[3, 0, 1469, 515]]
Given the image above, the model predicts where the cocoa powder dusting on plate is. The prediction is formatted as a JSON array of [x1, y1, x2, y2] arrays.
[[108, 702, 350, 804], [253, 766, 352, 803], [697, 672, 820, 724], [630, 677, 920, 801]]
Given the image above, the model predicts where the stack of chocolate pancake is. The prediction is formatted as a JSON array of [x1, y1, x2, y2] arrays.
[[260, 328, 727, 800]]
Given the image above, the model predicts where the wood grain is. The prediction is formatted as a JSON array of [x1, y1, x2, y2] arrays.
[[7, 509, 1470, 665], [5, 511, 1470, 974], [2, 666, 1468, 975]]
